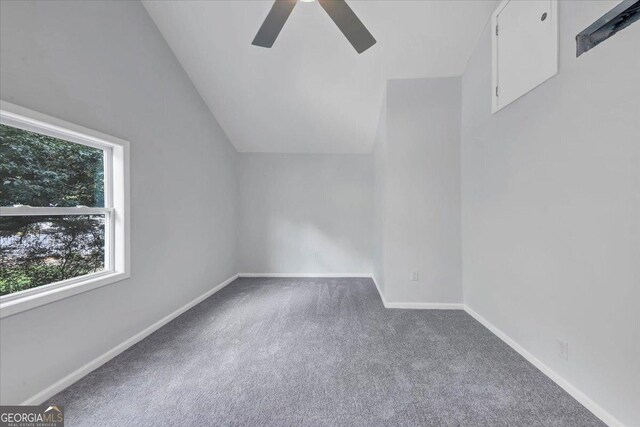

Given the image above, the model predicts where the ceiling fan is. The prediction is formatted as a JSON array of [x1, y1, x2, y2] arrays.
[[252, 0, 377, 54]]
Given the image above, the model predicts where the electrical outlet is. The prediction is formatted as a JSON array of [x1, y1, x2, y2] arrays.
[[411, 271, 419, 281], [557, 340, 569, 361]]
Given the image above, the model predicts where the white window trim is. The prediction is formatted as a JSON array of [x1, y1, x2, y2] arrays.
[[0, 101, 130, 318]]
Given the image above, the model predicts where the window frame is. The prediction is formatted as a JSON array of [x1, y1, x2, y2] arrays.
[[0, 101, 130, 318]]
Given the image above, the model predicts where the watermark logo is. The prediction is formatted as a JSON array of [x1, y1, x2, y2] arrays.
[[0, 405, 64, 427]]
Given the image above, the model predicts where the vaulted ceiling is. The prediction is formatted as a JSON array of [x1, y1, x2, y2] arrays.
[[143, 0, 497, 153]]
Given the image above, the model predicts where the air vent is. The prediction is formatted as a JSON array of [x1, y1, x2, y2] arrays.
[[576, 0, 640, 57]]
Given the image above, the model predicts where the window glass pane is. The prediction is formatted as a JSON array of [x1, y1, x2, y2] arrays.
[[0, 215, 105, 296], [0, 124, 104, 207]]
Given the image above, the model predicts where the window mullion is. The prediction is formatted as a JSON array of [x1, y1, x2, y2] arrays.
[[0, 207, 113, 216]]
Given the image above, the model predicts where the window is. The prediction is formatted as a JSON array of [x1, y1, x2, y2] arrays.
[[0, 102, 129, 317]]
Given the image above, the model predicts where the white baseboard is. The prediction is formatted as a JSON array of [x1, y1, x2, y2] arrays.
[[385, 302, 463, 310], [370, 275, 462, 310], [371, 275, 387, 306], [21, 273, 239, 406], [463, 305, 622, 427], [238, 273, 371, 278]]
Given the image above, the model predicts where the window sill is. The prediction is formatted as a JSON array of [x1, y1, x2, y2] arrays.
[[0, 271, 130, 319]]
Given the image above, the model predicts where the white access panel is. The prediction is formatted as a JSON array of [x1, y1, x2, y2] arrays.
[[492, 0, 558, 113]]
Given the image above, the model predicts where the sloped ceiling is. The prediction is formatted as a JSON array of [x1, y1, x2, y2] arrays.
[[143, 0, 497, 153]]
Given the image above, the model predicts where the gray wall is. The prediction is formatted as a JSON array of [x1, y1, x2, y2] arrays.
[[373, 77, 462, 304], [238, 154, 373, 274], [0, 0, 239, 404], [461, 1, 640, 425], [372, 97, 387, 294]]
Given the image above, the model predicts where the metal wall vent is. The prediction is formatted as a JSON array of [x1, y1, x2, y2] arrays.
[[576, 0, 640, 57]]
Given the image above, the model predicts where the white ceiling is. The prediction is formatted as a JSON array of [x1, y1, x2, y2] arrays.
[[143, 0, 497, 153]]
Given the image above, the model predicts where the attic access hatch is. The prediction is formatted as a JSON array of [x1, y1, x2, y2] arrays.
[[491, 0, 558, 113]]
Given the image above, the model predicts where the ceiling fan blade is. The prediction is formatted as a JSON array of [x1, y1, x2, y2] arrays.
[[318, 0, 376, 53], [252, 0, 298, 48]]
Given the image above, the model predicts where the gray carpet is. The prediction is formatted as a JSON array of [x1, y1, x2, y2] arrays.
[[49, 277, 604, 426]]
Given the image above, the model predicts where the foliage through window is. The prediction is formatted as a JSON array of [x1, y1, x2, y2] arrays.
[[0, 124, 108, 296]]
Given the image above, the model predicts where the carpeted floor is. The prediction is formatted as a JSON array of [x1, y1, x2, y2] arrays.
[[49, 277, 604, 426]]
